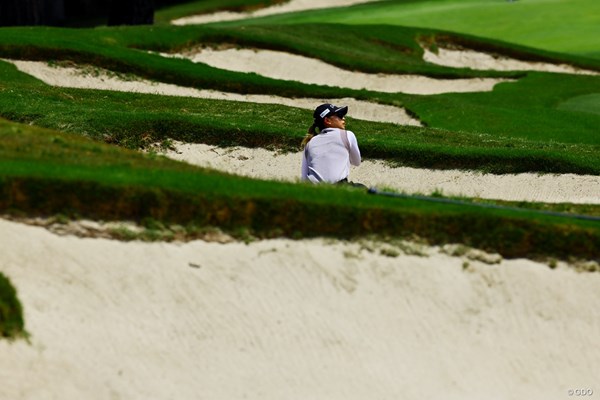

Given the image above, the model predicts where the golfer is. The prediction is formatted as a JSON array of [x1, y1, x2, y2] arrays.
[[301, 103, 363, 185]]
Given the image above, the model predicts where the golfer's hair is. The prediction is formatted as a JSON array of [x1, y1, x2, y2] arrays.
[[301, 119, 326, 148]]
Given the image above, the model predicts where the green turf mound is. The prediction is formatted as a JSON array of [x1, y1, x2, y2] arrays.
[[0, 272, 26, 340]]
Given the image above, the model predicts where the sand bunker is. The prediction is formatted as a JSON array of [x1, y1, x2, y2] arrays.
[[165, 142, 600, 204], [6, 59, 420, 126], [423, 47, 600, 75], [171, 0, 380, 25], [164, 48, 514, 95], [1, 218, 599, 400]]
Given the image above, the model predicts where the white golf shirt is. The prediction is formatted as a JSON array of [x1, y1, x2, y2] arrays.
[[301, 128, 361, 183]]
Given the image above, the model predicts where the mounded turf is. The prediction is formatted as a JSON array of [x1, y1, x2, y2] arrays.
[[239, 0, 600, 61]]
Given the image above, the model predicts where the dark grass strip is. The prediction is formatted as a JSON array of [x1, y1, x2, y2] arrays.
[[0, 173, 598, 261]]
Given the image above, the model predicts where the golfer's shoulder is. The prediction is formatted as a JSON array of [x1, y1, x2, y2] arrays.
[[345, 129, 358, 138], [326, 127, 352, 135]]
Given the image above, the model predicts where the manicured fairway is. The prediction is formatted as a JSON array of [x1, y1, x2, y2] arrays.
[[246, 0, 600, 60], [558, 93, 600, 116]]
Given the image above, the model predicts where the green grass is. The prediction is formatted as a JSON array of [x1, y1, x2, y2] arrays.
[[0, 272, 26, 339], [238, 0, 600, 60], [557, 93, 600, 116], [402, 72, 600, 145], [1, 118, 598, 261], [0, 23, 599, 173]]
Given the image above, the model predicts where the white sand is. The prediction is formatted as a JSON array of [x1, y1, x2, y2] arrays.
[[6, 59, 420, 126], [172, 0, 380, 25], [165, 142, 600, 204], [423, 47, 600, 76], [164, 47, 514, 95], [1, 218, 599, 400]]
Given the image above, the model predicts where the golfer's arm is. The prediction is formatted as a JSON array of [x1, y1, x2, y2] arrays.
[[348, 132, 361, 166], [301, 151, 309, 180]]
